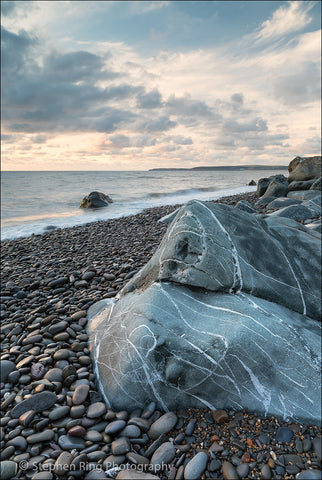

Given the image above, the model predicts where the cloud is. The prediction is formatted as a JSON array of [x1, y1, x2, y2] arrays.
[[223, 117, 268, 133], [255, 1, 314, 43], [129, 1, 171, 14], [137, 89, 163, 108], [139, 115, 177, 133], [164, 135, 193, 145], [273, 60, 321, 105]]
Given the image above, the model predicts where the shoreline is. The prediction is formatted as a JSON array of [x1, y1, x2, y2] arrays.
[[1, 191, 258, 244], [1, 190, 321, 480]]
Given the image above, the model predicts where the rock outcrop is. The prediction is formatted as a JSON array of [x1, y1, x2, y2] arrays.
[[80, 191, 113, 209], [88, 200, 321, 424], [288, 156, 322, 182]]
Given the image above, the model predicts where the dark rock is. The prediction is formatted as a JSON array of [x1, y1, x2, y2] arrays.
[[310, 176, 322, 191], [105, 420, 126, 435], [211, 409, 229, 424], [257, 175, 288, 196], [313, 436, 322, 459], [222, 461, 239, 479], [235, 200, 258, 213], [11, 391, 57, 418], [263, 180, 288, 198], [0, 461, 18, 480], [150, 441, 175, 469], [148, 412, 178, 439], [72, 384, 90, 405], [266, 197, 302, 209], [58, 435, 85, 450], [248, 180, 256, 186], [0, 360, 16, 382], [80, 191, 113, 209], [276, 427, 294, 443], [288, 179, 316, 191]]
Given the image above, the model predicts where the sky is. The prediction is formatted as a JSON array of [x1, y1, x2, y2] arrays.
[[1, 0, 321, 171]]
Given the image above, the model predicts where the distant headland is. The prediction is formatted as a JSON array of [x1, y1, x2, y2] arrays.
[[149, 165, 288, 171]]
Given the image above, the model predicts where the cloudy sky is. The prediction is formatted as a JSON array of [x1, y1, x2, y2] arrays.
[[1, 1, 321, 171]]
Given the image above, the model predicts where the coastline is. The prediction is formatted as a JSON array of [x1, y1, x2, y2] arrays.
[[1, 190, 321, 480]]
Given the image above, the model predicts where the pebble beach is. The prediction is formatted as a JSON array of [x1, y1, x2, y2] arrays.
[[1, 191, 321, 480]]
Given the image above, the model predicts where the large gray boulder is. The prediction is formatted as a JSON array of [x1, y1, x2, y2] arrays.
[[262, 180, 288, 198], [88, 284, 321, 424], [257, 175, 288, 196], [288, 179, 316, 191], [80, 191, 113, 209], [121, 201, 320, 319], [288, 156, 321, 182], [88, 201, 321, 425], [287, 190, 322, 201]]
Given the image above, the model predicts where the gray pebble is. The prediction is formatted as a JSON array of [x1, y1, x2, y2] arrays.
[[111, 437, 130, 455], [49, 406, 70, 421], [222, 461, 239, 480], [184, 451, 208, 480], [27, 430, 54, 444], [150, 442, 175, 469], [0, 460, 18, 480], [58, 434, 85, 450], [148, 412, 177, 440], [105, 420, 126, 435], [11, 391, 57, 418], [54, 451, 73, 476], [87, 402, 107, 418], [72, 384, 90, 405]]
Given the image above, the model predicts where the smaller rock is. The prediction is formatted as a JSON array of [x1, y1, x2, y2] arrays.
[[0, 461, 18, 480], [276, 426, 294, 444], [148, 412, 177, 439], [72, 384, 90, 405], [222, 461, 239, 480], [111, 437, 130, 455], [184, 451, 208, 480], [211, 409, 229, 424]]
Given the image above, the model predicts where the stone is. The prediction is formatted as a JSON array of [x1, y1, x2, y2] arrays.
[[148, 412, 178, 439], [0, 461, 18, 480], [54, 451, 73, 476], [11, 391, 57, 418], [88, 201, 321, 424], [26, 430, 54, 444], [32, 473, 53, 480], [236, 463, 249, 477], [296, 470, 322, 479], [257, 175, 287, 197], [266, 197, 302, 209], [248, 180, 256, 186], [313, 436, 322, 459], [30, 363, 46, 380], [211, 409, 228, 424], [263, 180, 288, 198], [0, 360, 16, 382], [288, 155, 321, 182], [276, 427, 294, 443], [310, 176, 322, 191], [116, 472, 159, 479], [268, 204, 314, 222], [80, 191, 113, 209], [235, 200, 258, 213], [72, 384, 90, 405], [288, 179, 316, 191], [105, 420, 126, 435], [86, 402, 106, 418], [261, 464, 271, 479], [111, 437, 130, 455], [49, 406, 70, 421], [58, 435, 85, 450], [184, 451, 208, 479], [222, 461, 239, 480], [287, 190, 322, 201], [150, 442, 175, 469]]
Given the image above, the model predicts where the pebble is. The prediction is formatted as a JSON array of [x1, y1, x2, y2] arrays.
[[150, 441, 175, 468], [30, 363, 46, 380], [111, 437, 130, 455], [31, 473, 53, 480], [116, 471, 159, 479], [58, 435, 85, 450], [49, 406, 70, 421], [184, 451, 208, 479], [261, 464, 272, 479], [11, 391, 57, 417], [313, 436, 322, 459], [27, 430, 55, 444], [297, 470, 322, 479], [236, 462, 249, 477], [148, 412, 178, 439], [0, 460, 18, 480], [141, 401, 156, 419], [86, 402, 106, 418], [211, 409, 229, 424], [105, 420, 127, 435], [222, 461, 239, 480], [276, 426, 294, 443], [0, 360, 16, 382], [72, 384, 90, 405], [54, 451, 73, 476]]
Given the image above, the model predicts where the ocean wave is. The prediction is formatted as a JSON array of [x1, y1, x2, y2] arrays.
[[147, 187, 217, 198]]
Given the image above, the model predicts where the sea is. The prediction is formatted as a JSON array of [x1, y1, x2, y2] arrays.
[[1, 169, 288, 240]]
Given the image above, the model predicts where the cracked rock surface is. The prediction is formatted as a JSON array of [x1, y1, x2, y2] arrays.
[[88, 200, 321, 425]]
